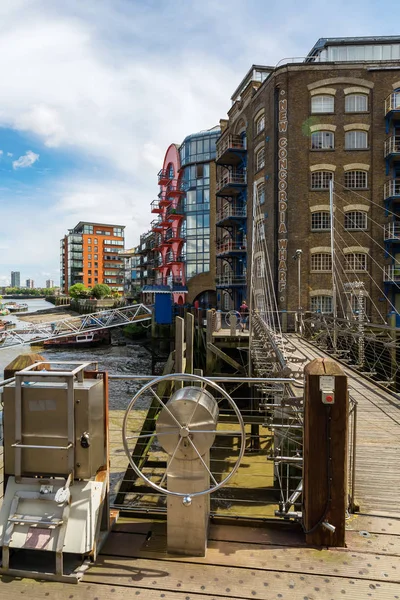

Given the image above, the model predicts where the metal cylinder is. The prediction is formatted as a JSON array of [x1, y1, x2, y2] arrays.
[[156, 387, 218, 460]]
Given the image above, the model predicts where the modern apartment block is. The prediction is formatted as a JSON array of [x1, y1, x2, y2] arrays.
[[11, 271, 20, 288], [46, 279, 54, 289], [147, 127, 219, 305], [60, 222, 125, 294], [25, 279, 34, 289], [216, 36, 400, 323], [118, 248, 140, 299]]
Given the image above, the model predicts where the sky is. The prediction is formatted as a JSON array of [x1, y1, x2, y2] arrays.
[[0, 0, 398, 288]]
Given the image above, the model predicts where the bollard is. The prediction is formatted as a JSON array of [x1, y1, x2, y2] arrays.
[[303, 357, 348, 546]]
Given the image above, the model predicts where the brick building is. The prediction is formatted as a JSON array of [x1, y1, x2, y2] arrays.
[[216, 37, 400, 324]]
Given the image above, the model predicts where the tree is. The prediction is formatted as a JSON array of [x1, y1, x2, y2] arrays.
[[69, 283, 91, 299], [91, 283, 111, 299]]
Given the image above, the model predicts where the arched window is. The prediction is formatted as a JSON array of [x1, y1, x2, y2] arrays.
[[255, 113, 265, 135], [345, 130, 368, 149], [310, 295, 333, 313], [257, 182, 265, 204], [345, 94, 368, 112], [344, 253, 367, 271], [311, 253, 332, 271], [167, 164, 174, 178], [256, 147, 265, 170], [311, 95, 334, 114], [311, 212, 331, 231], [344, 211, 368, 230], [344, 170, 368, 189], [311, 131, 334, 150], [311, 171, 333, 190]]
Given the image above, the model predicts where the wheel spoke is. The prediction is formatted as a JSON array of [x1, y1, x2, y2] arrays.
[[149, 387, 182, 428], [159, 437, 183, 488], [188, 429, 243, 436], [187, 437, 219, 487], [125, 430, 179, 440]]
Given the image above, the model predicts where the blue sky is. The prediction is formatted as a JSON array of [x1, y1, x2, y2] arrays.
[[0, 0, 399, 287]]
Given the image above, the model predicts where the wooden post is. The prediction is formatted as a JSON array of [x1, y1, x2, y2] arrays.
[[303, 357, 348, 547], [185, 312, 194, 374], [175, 316, 185, 374], [230, 313, 237, 336]]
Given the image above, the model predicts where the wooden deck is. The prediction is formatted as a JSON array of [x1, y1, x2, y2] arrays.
[[286, 334, 400, 517], [1, 513, 400, 598]]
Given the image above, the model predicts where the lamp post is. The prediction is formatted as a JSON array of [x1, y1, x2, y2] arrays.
[[292, 249, 302, 334]]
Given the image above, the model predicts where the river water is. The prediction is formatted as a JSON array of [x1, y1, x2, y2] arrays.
[[0, 298, 153, 410]]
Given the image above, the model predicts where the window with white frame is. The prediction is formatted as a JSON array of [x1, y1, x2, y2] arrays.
[[256, 147, 265, 170], [345, 94, 368, 113], [344, 170, 368, 189], [310, 295, 333, 313], [311, 95, 334, 113], [311, 171, 333, 190], [311, 212, 331, 230], [344, 211, 368, 230], [256, 220, 265, 241], [345, 130, 368, 149], [256, 256, 265, 278], [311, 131, 334, 150], [311, 253, 332, 271], [255, 113, 265, 135], [345, 253, 367, 271], [223, 292, 231, 311], [257, 182, 265, 204]]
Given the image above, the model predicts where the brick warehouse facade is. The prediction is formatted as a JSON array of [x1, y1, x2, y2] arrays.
[[216, 37, 400, 325]]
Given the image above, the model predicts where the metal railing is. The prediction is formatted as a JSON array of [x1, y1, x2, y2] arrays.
[[216, 205, 246, 222], [216, 275, 246, 286], [383, 264, 400, 282], [384, 179, 400, 200], [216, 171, 247, 194], [216, 240, 247, 253], [384, 223, 400, 240], [216, 134, 246, 161], [157, 169, 173, 184], [150, 199, 162, 212], [385, 91, 400, 115], [384, 135, 400, 158]]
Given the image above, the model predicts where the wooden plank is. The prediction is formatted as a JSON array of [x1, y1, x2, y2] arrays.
[[346, 513, 400, 535], [101, 532, 400, 583], [85, 554, 400, 599], [0, 578, 234, 600], [185, 312, 194, 374], [207, 342, 245, 372], [345, 530, 400, 555]]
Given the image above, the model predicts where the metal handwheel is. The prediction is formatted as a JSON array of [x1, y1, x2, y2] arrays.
[[122, 373, 246, 499], [225, 310, 241, 329]]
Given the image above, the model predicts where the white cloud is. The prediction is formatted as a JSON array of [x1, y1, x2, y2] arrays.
[[7, 152, 13, 157], [12, 150, 40, 170], [0, 150, 3, 155]]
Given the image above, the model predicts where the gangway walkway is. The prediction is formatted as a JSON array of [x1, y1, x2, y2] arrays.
[[286, 333, 400, 516], [0, 303, 152, 349]]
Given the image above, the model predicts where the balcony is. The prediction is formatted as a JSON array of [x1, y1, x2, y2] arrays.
[[384, 223, 400, 241], [216, 134, 247, 166], [165, 228, 184, 242], [151, 218, 164, 232], [158, 169, 173, 186], [165, 251, 186, 264], [166, 204, 185, 219], [384, 179, 400, 202], [216, 205, 246, 226], [383, 264, 400, 283], [384, 135, 400, 160], [216, 170, 247, 196], [385, 92, 400, 117], [158, 193, 172, 207], [216, 275, 246, 287], [216, 240, 247, 256], [166, 181, 187, 196], [150, 199, 162, 214]]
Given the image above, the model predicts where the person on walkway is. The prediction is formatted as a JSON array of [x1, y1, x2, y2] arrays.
[[239, 300, 249, 332]]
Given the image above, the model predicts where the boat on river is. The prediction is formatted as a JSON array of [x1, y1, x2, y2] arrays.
[[0, 307, 10, 316], [43, 329, 111, 348], [5, 302, 29, 313]]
